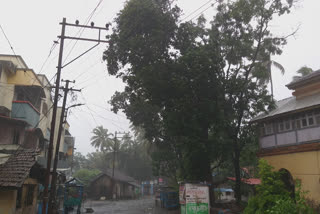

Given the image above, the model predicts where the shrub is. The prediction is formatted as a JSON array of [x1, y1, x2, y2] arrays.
[[244, 159, 315, 214]]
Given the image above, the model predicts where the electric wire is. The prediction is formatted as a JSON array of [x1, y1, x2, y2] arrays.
[[62, 0, 104, 65], [179, 0, 214, 22]]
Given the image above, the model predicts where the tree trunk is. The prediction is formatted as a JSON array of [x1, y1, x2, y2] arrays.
[[233, 140, 241, 204]]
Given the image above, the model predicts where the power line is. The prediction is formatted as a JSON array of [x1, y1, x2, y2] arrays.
[[63, 0, 104, 65], [0, 24, 17, 55], [179, 0, 214, 22], [189, 2, 217, 22]]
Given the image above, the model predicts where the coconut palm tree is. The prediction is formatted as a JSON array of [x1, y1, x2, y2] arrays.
[[90, 126, 114, 152], [253, 54, 285, 100]]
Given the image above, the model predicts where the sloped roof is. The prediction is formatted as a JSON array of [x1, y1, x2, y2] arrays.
[[0, 149, 39, 187], [227, 177, 261, 185], [252, 93, 320, 122], [90, 169, 136, 185], [286, 69, 320, 89]]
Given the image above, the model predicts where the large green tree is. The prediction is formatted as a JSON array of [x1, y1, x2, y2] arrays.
[[103, 0, 293, 203]]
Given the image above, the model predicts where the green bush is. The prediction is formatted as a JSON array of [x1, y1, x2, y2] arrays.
[[73, 168, 100, 187], [244, 159, 315, 214]]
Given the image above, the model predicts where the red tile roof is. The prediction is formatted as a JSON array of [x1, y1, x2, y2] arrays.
[[227, 177, 261, 185]]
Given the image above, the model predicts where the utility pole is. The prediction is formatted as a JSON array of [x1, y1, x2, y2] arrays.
[[42, 17, 66, 214], [42, 17, 108, 214], [111, 131, 128, 199], [48, 80, 81, 214]]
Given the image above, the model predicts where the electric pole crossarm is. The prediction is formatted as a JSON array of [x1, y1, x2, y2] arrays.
[[63, 22, 109, 31], [59, 36, 109, 43]]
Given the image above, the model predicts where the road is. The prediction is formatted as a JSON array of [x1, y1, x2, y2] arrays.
[[78, 196, 179, 214]]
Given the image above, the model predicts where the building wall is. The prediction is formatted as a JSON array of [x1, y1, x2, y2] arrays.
[[89, 176, 113, 199], [262, 151, 320, 203], [0, 69, 14, 113], [15, 178, 39, 214], [0, 189, 17, 214], [7, 69, 41, 87]]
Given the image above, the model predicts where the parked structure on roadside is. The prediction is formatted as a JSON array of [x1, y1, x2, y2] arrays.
[[253, 69, 320, 203]]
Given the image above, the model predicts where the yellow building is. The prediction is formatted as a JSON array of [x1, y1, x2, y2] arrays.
[[253, 70, 320, 204]]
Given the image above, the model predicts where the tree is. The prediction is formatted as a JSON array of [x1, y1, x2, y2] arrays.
[[72, 152, 89, 172], [73, 168, 101, 187], [296, 66, 313, 76], [90, 126, 114, 152], [103, 0, 294, 204]]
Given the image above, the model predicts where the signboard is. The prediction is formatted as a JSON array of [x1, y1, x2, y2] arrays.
[[158, 177, 163, 183], [185, 184, 209, 214]]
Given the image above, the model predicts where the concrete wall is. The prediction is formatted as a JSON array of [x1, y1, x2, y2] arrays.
[[0, 189, 17, 214], [16, 178, 39, 214], [263, 151, 320, 203], [7, 69, 41, 87], [0, 69, 14, 113]]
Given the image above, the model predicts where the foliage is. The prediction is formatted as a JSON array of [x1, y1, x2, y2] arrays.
[[90, 126, 114, 152], [103, 0, 294, 203], [296, 66, 313, 77], [72, 152, 90, 172], [73, 168, 101, 187], [88, 126, 153, 180], [244, 160, 315, 214]]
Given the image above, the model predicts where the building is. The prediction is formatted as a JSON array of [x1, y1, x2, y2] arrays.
[[252, 70, 320, 203], [0, 54, 76, 212], [89, 169, 140, 200], [0, 149, 44, 214]]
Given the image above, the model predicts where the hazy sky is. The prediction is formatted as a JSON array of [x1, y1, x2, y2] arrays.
[[1, 0, 319, 155]]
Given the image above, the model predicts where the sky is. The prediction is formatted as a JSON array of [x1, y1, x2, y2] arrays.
[[1, 0, 319, 155]]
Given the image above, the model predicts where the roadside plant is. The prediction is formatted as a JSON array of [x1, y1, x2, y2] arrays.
[[244, 159, 315, 214]]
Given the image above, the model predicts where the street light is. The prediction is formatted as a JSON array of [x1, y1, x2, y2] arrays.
[[63, 103, 84, 123]]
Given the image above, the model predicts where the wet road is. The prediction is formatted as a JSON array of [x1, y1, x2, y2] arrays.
[[79, 196, 179, 214]]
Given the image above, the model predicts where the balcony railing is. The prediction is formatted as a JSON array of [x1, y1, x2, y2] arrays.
[[11, 101, 40, 127]]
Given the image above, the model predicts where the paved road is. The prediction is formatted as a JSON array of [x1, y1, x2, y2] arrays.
[[79, 196, 179, 214]]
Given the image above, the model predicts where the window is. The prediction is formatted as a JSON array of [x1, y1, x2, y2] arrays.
[[307, 113, 314, 126], [278, 119, 292, 132], [16, 188, 22, 208], [13, 129, 20, 144], [278, 120, 284, 132], [299, 113, 316, 128], [262, 123, 274, 135], [25, 185, 35, 206], [226, 191, 231, 196]]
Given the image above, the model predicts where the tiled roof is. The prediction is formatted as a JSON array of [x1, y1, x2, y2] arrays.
[[252, 93, 320, 122], [90, 169, 136, 185], [0, 149, 39, 187], [227, 177, 261, 185]]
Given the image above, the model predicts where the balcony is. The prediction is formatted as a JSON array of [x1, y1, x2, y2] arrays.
[[37, 155, 71, 169], [11, 101, 40, 127]]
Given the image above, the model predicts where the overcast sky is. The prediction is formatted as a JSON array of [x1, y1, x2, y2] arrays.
[[1, 0, 319, 155]]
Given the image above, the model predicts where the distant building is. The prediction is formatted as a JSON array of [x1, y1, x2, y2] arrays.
[[89, 169, 140, 200], [252, 70, 320, 203]]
